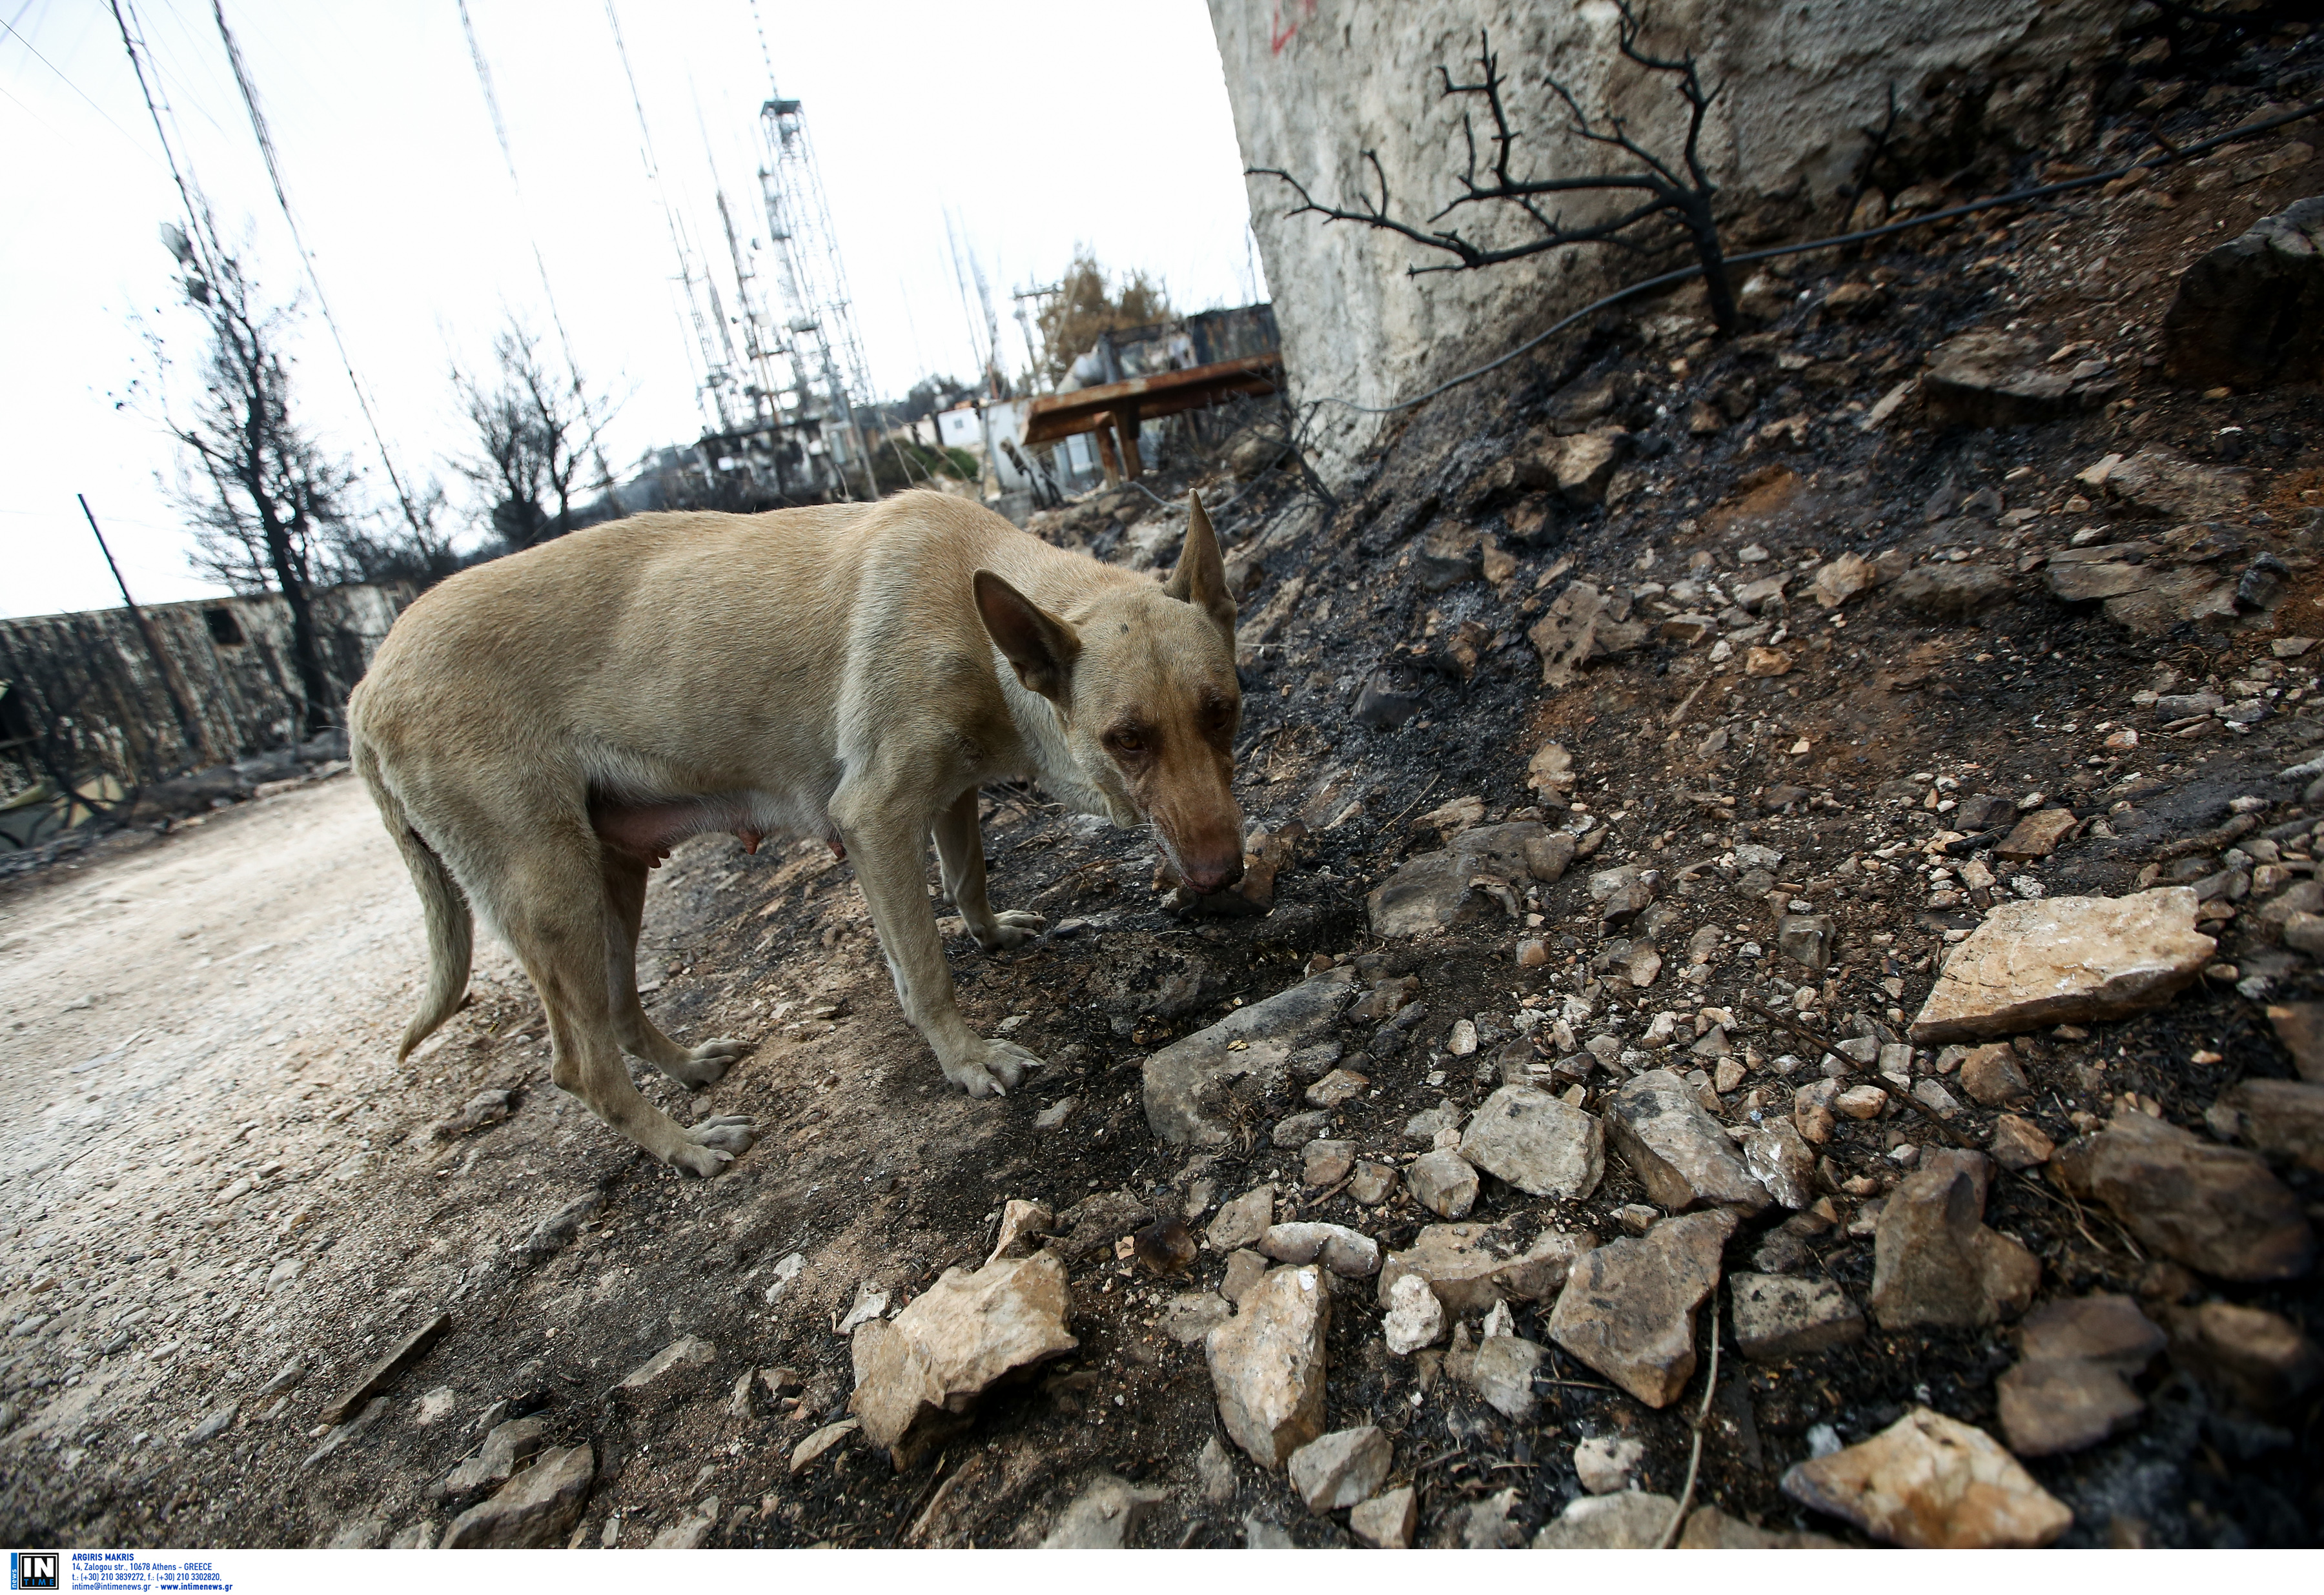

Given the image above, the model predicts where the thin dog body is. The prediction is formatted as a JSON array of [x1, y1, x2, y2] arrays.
[[349, 489, 1243, 1175]]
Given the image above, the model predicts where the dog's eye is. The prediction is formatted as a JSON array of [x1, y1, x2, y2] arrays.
[[1109, 729, 1145, 754]]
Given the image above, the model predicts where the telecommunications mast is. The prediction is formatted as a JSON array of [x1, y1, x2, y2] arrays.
[[749, 8, 875, 499]]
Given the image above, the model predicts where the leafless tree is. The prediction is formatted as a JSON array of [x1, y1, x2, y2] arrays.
[[148, 250, 347, 735], [1250, 2, 1740, 332], [449, 320, 617, 552]]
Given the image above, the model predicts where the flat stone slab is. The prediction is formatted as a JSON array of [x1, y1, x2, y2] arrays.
[[1782, 1407, 2072, 1548], [1909, 889, 2214, 1044], [1145, 969, 1356, 1145], [1729, 1273, 1865, 1362], [1605, 1070, 1769, 1212], [1459, 1084, 1604, 1199], [1377, 1221, 1593, 1315], [1547, 1210, 1735, 1408]]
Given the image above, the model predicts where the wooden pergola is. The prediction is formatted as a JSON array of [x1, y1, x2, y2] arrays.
[[1019, 352, 1283, 482]]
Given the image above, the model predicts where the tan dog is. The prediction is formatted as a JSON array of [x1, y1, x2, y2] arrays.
[[348, 489, 1243, 1175]]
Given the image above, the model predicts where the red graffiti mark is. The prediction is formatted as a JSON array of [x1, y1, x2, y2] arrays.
[[1270, 0, 1320, 55]]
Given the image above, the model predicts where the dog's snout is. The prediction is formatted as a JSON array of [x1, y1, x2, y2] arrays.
[[1183, 853, 1245, 895]]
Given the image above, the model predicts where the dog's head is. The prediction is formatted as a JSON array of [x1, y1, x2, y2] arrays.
[[975, 493, 1245, 893]]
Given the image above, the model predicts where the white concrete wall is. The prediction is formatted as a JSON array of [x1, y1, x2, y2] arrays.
[[1208, 0, 2132, 480]]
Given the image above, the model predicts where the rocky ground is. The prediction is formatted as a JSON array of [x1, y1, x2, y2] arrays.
[[6, 37, 2324, 1552]]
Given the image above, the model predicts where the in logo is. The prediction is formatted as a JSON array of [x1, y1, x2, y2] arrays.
[[11, 1554, 59, 1592]]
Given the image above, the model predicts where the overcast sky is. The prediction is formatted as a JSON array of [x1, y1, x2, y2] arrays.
[[1, 1, 1263, 618]]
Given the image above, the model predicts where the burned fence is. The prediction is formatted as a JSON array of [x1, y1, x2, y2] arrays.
[[0, 582, 411, 840]]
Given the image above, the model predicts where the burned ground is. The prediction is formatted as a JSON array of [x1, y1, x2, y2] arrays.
[[5, 77, 2324, 1550]]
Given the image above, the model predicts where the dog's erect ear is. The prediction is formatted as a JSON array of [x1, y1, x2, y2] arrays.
[[973, 570, 1081, 702], [1163, 492, 1237, 637]]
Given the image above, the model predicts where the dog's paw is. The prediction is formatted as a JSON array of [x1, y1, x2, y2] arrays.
[[943, 1038, 1042, 1098], [688, 1113, 757, 1156], [971, 909, 1048, 952], [668, 1141, 735, 1179], [671, 1038, 749, 1087]]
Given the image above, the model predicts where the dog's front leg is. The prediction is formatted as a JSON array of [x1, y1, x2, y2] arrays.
[[933, 789, 1047, 951], [837, 791, 1041, 1098]]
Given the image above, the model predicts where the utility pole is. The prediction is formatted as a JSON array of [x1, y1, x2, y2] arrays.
[[79, 494, 206, 769]]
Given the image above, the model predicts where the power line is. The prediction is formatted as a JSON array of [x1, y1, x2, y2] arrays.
[[454, 3, 586, 394], [1, 1, 163, 159], [205, 0, 429, 539]]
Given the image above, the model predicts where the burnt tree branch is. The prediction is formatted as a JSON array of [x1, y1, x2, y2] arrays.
[[1250, 2, 1739, 332]]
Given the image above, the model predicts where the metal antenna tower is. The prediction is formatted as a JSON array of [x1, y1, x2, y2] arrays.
[[749, 1, 875, 498]]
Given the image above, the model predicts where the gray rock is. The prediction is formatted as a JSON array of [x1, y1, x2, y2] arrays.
[[649, 1502, 719, 1549], [1459, 1085, 1604, 1199], [1548, 1210, 1736, 1408], [2218, 1077, 2324, 1172], [1196, 1435, 1238, 1504], [1041, 1474, 1170, 1549], [1870, 1157, 2039, 1330], [1458, 1486, 1527, 1548], [1287, 1425, 1391, 1512], [1206, 1265, 1329, 1468], [1367, 823, 1573, 937], [1776, 915, 1835, 973], [1270, 1110, 1333, 1148], [1257, 1222, 1380, 1278], [1145, 969, 1357, 1144], [1574, 1434, 1644, 1494], [440, 1444, 595, 1549], [1159, 1293, 1234, 1345], [1908, 890, 2216, 1044], [2166, 1300, 2324, 1412], [2163, 195, 2324, 389], [1349, 1161, 1398, 1205], [184, 1401, 238, 1446], [1532, 1490, 1681, 1549], [618, 1335, 717, 1393], [1207, 1185, 1275, 1252], [1739, 1119, 1816, 1209], [2050, 1112, 2313, 1282], [1605, 1070, 1771, 1213], [1782, 1408, 2070, 1548], [1221, 1248, 1269, 1305], [1381, 1273, 1445, 1354], [1462, 1334, 1546, 1421], [439, 1416, 546, 1499], [1349, 1486, 1417, 1549], [850, 1252, 1078, 1466], [788, 1419, 858, 1476], [1921, 331, 2085, 427], [1378, 1221, 1592, 1314], [1729, 1273, 1865, 1361], [1675, 1505, 1844, 1549], [1405, 1148, 1479, 1218]]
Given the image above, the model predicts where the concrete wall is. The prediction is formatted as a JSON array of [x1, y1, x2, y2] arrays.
[[1209, 0, 2134, 479], [0, 583, 413, 808]]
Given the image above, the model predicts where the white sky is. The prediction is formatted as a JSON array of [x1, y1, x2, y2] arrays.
[[1, 1, 1264, 619]]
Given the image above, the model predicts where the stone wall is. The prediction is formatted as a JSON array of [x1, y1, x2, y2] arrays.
[[1208, 0, 2134, 480]]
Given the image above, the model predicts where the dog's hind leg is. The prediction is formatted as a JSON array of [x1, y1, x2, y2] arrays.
[[835, 784, 1041, 1099], [932, 789, 1046, 951], [498, 827, 754, 1177], [600, 850, 748, 1087]]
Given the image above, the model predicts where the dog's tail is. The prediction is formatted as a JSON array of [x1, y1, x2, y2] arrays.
[[352, 725, 474, 1061]]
